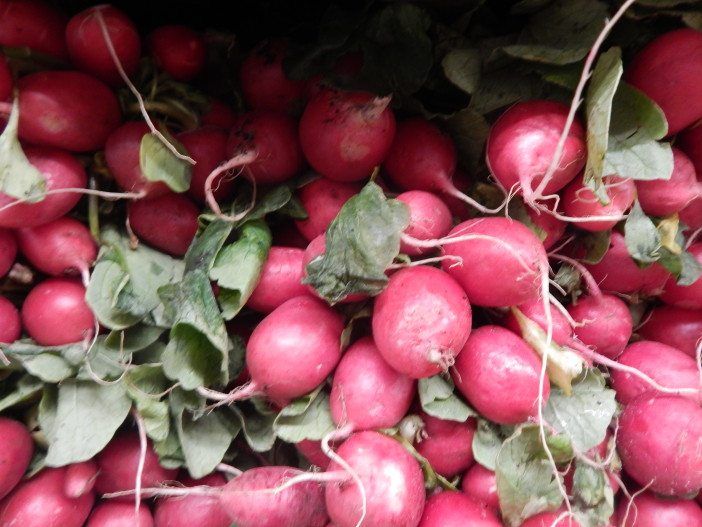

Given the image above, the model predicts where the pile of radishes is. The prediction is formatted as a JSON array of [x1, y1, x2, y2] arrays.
[[0, 1, 701, 526]]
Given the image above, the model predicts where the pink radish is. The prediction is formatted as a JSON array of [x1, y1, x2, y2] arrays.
[[520, 511, 581, 527], [461, 464, 499, 513], [0, 0, 68, 59], [0, 296, 21, 344], [295, 178, 360, 241], [638, 306, 702, 358], [63, 461, 99, 498], [568, 294, 632, 359], [296, 440, 331, 470], [86, 502, 154, 527], [637, 148, 701, 217], [415, 413, 476, 478], [397, 191, 453, 256], [246, 247, 310, 313], [178, 128, 230, 204], [0, 228, 17, 277], [661, 243, 702, 309], [154, 473, 230, 527], [0, 53, 11, 102], [149, 25, 206, 81], [418, 491, 502, 527], [0, 417, 33, 500], [525, 207, 566, 250], [617, 491, 702, 527], [561, 175, 636, 232]]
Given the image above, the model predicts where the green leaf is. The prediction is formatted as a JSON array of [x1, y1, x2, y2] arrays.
[[553, 264, 583, 296], [184, 220, 234, 274], [22, 354, 74, 383], [153, 427, 185, 469], [469, 68, 554, 115], [624, 201, 661, 263], [231, 405, 277, 453], [578, 230, 611, 264], [273, 387, 335, 443], [572, 460, 615, 527], [444, 108, 491, 175], [304, 182, 409, 303], [125, 365, 171, 442], [472, 419, 505, 471], [677, 250, 702, 285], [104, 325, 164, 353], [139, 132, 191, 193], [0, 375, 43, 412], [418, 375, 475, 422], [442, 48, 481, 95]]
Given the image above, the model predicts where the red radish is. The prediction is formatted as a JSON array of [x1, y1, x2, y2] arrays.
[[617, 491, 702, 527], [372, 266, 472, 378], [66, 5, 141, 86], [610, 340, 700, 404], [178, 128, 230, 204], [86, 502, 154, 527], [440, 217, 549, 307], [201, 99, 237, 129], [329, 337, 415, 430], [149, 26, 205, 81], [0, 54, 11, 101], [626, 28, 702, 135], [561, 175, 636, 232], [128, 193, 199, 257], [294, 178, 360, 241], [17, 71, 122, 152], [617, 393, 702, 496], [519, 511, 581, 527], [453, 325, 549, 424], [503, 297, 573, 346], [0, 417, 33, 499], [0, 0, 68, 59], [661, 243, 702, 309], [486, 100, 586, 199], [397, 191, 453, 256], [441, 169, 472, 220], [21, 278, 94, 346], [0, 228, 17, 277], [154, 473, 230, 527], [680, 122, 702, 174], [247, 247, 310, 313], [325, 431, 425, 527], [105, 122, 170, 198], [0, 296, 21, 343], [299, 88, 396, 182], [0, 466, 94, 527], [568, 294, 632, 359], [461, 464, 499, 513], [682, 196, 702, 231], [95, 433, 178, 497], [296, 440, 331, 470], [415, 413, 476, 477], [63, 461, 99, 498], [525, 207, 566, 250], [17, 217, 97, 280], [637, 148, 701, 216], [639, 306, 702, 358], [418, 491, 502, 527], [227, 111, 304, 185]]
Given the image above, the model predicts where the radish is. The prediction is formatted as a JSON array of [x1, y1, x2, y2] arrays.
[[526, 207, 566, 250], [418, 491, 502, 527], [86, 502, 154, 527], [149, 25, 206, 81], [519, 511, 581, 527], [63, 461, 99, 498], [638, 306, 702, 358], [299, 88, 396, 182], [17, 71, 122, 152], [0, 228, 17, 277], [200, 99, 237, 130], [372, 265, 472, 378], [128, 193, 199, 257], [0, 296, 21, 344], [295, 178, 360, 241], [503, 297, 573, 346], [415, 413, 476, 478], [567, 294, 632, 359], [661, 243, 702, 309], [21, 278, 94, 346], [637, 148, 701, 217], [461, 464, 499, 514], [0, 417, 33, 499], [453, 325, 549, 424], [626, 28, 702, 135], [296, 439, 331, 470], [178, 128, 230, 204], [0, 0, 68, 59], [441, 169, 472, 220], [66, 5, 141, 86], [681, 194, 702, 231], [325, 431, 425, 527], [246, 247, 310, 313], [617, 393, 702, 496], [397, 191, 453, 256], [0, 53, 11, 102], [617, 491, 702, 527], [154, 473, 230, 527], [486, 100, 586, 199], [239, 39, 305, 114], [561, 175, 636, 232]]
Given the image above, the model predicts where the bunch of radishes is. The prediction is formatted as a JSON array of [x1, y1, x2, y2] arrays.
[[0, 1, 701, 526]]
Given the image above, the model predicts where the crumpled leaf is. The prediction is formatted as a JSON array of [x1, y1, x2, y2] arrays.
[[273, 386, 335, 443], [472, 419, 506, 471], [418, 375, 475, 422], [139, 132, 191, 193], [572, 460, 615, 527], [231, 404, 277, 453], [125, 364, 171, 442], [625, 201, 661, 263]]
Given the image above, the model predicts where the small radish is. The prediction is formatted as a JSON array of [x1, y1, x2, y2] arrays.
[[372, 265, 472, 378], [154, 473, 230, 527], [0, 0, 68, 59], [561, 175, 636, 232], [638, 305, 702, 358], [63, 461, 99, 498], [503, 297, 573, 346], [246, 246, 310, 313], [636, 148, 701, 217], [418, 491, 502, 527], [295, 178, 360, 241], [66, 5, 141, 86], [461, 464, 499, 513], [617, 491, 702, 527], [299, 88, 396, 182], [0, 53, 11, 101], [0, 417, 33, 499], [201, 99, 237, 129], [415, 413, 476, 478], [519, 511, 581, 527], [0, 228, 17, 277], [661, 243, 702, 309], [177, 127, 230, 204], [0, 296, 21, 344], [525, 207, 566, 250], [86, 502, 154, 527], [397, 191, 453, 256], [149, 25, 206, 81], [296, 440, 331, 470], [568, 294, 632, 359]]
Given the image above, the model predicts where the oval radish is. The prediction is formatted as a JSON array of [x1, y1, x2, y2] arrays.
[[0, 417, 33, 499], [247, 247, 310, 313], [149, 25, 205, 81], [617, 491, 702, 527], [154, 473, 230, 527], [397, 191, 453, 256], [295, 178, 360, 241], [63, 460, 98, 498], [461, 464, 499, 513], [0, 0, 68, 59], [0, 296, 21, 344], [636, 148, 701, 217], [519, 511, 581, 527], [86, 502, 154, 527], [415, 413, 476, 477], [178, 128, 230, 204], [561, 175, 636, 232], [661, 243, 702, 309], [568, 294, 632, 359], [418, 491, 502, 527], [0, 228, 17, 277], [638, 305, 702, 358]]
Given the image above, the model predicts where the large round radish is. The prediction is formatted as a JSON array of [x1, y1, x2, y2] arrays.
[[299, 88, 396, 182], [526, 207, 566, 250], [149, 25, 205, 82], [372, 265, 472, 378], [178, 128, 230, 204], [294, 178, 360, 241], [441, 217, 548, 307], [519, 511, 581, 527], [461, 465, 499, 514], [617, 393, 702, 496], [397, 191, 453, 256], [0, 417, 33, 500], [561, 175, 636, 232], [418, 491, 502, 527], [154, 473, 230, 527], [0, 0, 68, 59], [325, 431, 425, 527], [0, 228, 17, 277], [567, 294, 632, 359], [0, 54, 11, 102], [453, 325, 549, 424], [661, 243, 702, 309], [66, 5, 141, 86], [486, 100, 586, 198], [21, 279, 94, 346], [637, 148, 701, 216], [638, 306, 702, 358], [617, 491, 702, 527], [247, 247, 310, 313], [0, 296, 21, 344], [415, 413, 476, 477], [329, 337, 415, 430], [503, 297, 573, 346], [17, 71, 122, 152], [86, 502, 154, 527]]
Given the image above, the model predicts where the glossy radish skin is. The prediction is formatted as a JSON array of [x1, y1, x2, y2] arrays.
[[415, 414, 476, 477], [178, 128, 230, 204], [0, 147, 88, 229], [661, 243, 702, 309], [247, 247, 310, 313], [0, 228, 17, 277], [568, 294, 633, 359], [0, 296, 21, 344], [63, 461, 99, 498], [227, 111, 304, 185], [519, 511, 581, 527], [486, 100, 586, 197], [639, 306, 702, 358], [0, 417, 33, 500], [637, 148, 701, 216], [17, 71, 122, 152], [441, 217, 549, 307], [461, 464, 499, 513], [246, 296, 344, 400], [154, 473, 230, 527], [626, 28, 702, 135], [418, 491, 502, 527], [294, 178, 360, 241], [562, 175, 636, 232], [617, 491, 702, 527], [219, 467, 328, 527], [326, 431, 425, 527], [0, 54, 11, 101], [201, 99, 237, 129], [503, 297, 573, 346], [0, 0, 68, 59], [149, 25, 205, 81], [617, 393, 702, 496], [66, 5, 141, 86], [17, 217, 97, 278], [526, 207, 566, 250], [299, 89, 396, 182], [372, 266, 472, 378], [86, 502, 154, 527], [128, 193, 199, 257], [610, 340, 700, 405], [453, 325, 549, 424], [330, 337, 415, 430], [21, 279, 94, 346], [397, 191, 453, 256]]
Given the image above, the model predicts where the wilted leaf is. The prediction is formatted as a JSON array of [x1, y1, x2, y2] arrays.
[[624, 201, 661, 263], [418, 375, 475, 422], [472, 419, 505, 471], [140, 132, 191, 193], [572, 460, 615, 527], [273, 387, 335, 442]]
